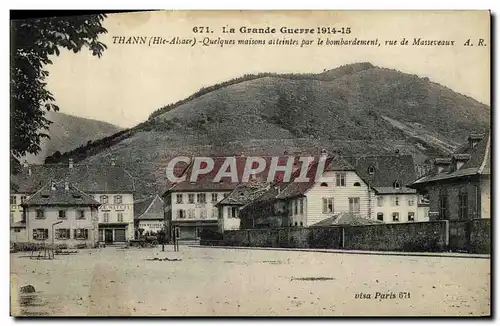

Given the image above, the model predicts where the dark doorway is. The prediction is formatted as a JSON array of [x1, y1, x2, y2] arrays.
[[105, 229, 113, 244]]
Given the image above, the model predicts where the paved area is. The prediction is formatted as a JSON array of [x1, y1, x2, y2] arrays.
[[10, 246, 490, 316]]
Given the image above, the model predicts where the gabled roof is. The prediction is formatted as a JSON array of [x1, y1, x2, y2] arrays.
[[275, 155, 356, 199], [310, 213, 383, 227], [412, 133, 490, 186], [216, 182, 271, 206], [23, 181, 101, 206], [345, 154, 417, 188], [164, 156, 303, 194], [11, 163, 136, 194], [134, 195, 164, 220]]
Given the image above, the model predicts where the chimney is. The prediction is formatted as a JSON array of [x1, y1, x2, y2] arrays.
[[68, 158, 74, 169], [64, 181, 69, 190], [395, 149, 401, 156], [468, 134, 484, 149], [452, 154, 471, 171], [434, 158, 451, 173]]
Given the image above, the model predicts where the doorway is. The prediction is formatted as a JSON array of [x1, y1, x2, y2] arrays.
[[105, 229, 113, 244]]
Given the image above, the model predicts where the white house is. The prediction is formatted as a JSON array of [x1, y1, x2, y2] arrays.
[[10, 158, 136, 245], [22, 181, 101, 247]]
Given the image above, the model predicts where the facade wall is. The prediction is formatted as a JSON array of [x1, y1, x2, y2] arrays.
[[138, 220, 164, 233], [10, 193, 29, 225], [480, 176, 490, 218], [94, 193, 134, 241], [374, 194, 423, 223], [218, 205, 241, 232], [168, 191, 229, 223], [25, 206, 99, 247], [305, 171, 372, 226], [425, 178, 482, 221]]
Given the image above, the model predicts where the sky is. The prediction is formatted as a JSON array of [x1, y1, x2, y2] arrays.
[[46, 10, 490, 128]]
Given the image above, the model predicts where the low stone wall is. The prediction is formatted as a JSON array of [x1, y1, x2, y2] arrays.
[[202, 219, 490, 254], [342, 221, 448, 252]]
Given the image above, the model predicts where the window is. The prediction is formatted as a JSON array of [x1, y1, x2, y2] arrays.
[[459, 189, 468, 220], [392, 212, 400, 222], [438, 192, 448, 219], [100, 195, 108, 204], [172, 194, 181, 204], [299, 199, 304, 214], [322, 198, 334, 214], [77, 210, 85, 220], [393, 181, 401, 189], [20, 196, 27, 204], [408, 199, 414, 206], [336, 173, 346, 187], [230, 207, 238, 218], [36, 209, 45, 219], [103, 212, 110, 223], [294, 201, 298, 215], [320, 182, 328, 187], [300, 221, 303, 227], [55, 228, 70, 239], [188, 194, 195, 204], [178, 209, 185, 219], [368, 166, 375, 175], [349, 197, 360, 213], [197, 193, 206, 203], [294, 222, 298, 226], [187, 209, 195, 218], [75, 228, 89, 240], [10, 196, 16, 205], [33, 228, 48, 240], [377, 213, 384, 221], [377, 196, 384, 207], [200, 209, 207, 219], [58, 210, 67, 219], [211, 193, 218, 203], [114, 195, 123, 204], [353, 182, 361, 187], [212, 208, 218, 218], [408, 212, 415, 222], [393, 196, 400, 206], [117, 212, 124, 222]]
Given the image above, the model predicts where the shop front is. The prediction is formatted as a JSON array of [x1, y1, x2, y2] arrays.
[[98, 223, 129, 244]]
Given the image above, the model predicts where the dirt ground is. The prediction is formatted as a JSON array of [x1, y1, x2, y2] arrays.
[[10, 246, 490, 316]]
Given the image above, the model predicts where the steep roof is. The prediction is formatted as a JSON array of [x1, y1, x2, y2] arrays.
[[311, 213, 383, 226], [412, 133, 490, 185], [216, 182, 271, 206], [11, 163, 136, 194], [23, 181, 101, 206], [134, 195, 164, 220], [164, 156, 303, 194]]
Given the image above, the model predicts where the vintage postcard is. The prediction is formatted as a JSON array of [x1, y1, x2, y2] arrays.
[[9, 10, 490, 317]]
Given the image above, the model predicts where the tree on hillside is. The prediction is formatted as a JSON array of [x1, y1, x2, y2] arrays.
[[10, 14, 108, 173]]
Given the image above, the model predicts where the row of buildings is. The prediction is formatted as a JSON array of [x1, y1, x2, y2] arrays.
[[10, 133, 490, 245]]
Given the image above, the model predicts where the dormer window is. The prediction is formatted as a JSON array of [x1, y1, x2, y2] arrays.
[[393, 181, 401, 189], [320, 182, 328, 187], [368, 166, 375, 175]]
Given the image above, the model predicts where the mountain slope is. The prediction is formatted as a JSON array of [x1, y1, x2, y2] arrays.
[[43, 63, 490, 195], [24, 111, 122, 164]]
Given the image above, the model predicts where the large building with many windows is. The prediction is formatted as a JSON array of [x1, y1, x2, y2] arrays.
[[10, 159, 136, 245]]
